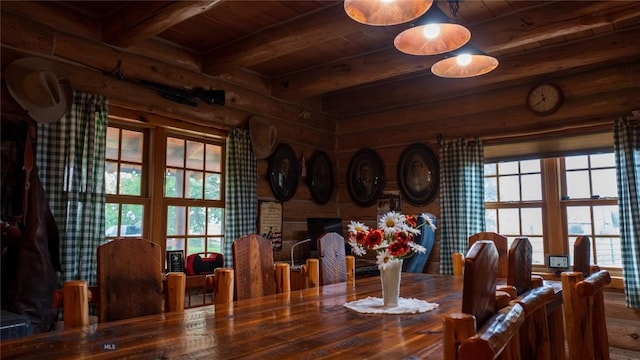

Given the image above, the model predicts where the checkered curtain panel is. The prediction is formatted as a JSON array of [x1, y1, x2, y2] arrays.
[[614, 117, 640, 308], [36, 91, 108, 286], [438, 138, 485, 275], [224, 128, 258, 268]]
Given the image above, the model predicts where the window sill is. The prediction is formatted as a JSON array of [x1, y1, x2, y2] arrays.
[[533, 270, 624, 289]]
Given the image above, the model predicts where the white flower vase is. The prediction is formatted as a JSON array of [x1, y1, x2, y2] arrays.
[[380, 259, 403, 307]]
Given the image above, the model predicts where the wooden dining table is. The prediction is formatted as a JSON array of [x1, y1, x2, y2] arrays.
[[0, 273, 563, 359]]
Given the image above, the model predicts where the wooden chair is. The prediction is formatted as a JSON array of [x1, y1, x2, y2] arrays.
[[573, 235, 591, 277], [298, 232, 355, 288], [232, 234, 290, 300], [452, 232, 508, 277], [445, 240, 513, 359], [54, 238, 187, 327], [506, 237, 554, 360], [445, 239, 556, 360], [183, 268, 234, 308], [507, 237, 533, 296], [317, 232, 355, 285], [461, 241, 499, 328], [455, 303, 527, 360], [562, 269, 611, 360], [469, 232, 508, 278]]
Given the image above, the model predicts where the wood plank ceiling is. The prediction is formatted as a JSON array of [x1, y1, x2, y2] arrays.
[[29, 1, 640, 118]]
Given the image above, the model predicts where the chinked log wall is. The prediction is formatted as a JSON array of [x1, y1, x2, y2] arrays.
[[0, 9, 337, 261], [2, 8, 639, 269], [334, 61, 639, 273]]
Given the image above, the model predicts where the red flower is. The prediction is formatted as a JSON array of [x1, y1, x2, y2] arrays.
[[364, 229, 384, 248], [388, 241, 410, 257], [395, 231, 411, 245], [405, 215, 418, 228], [355, 231, 367, 245]]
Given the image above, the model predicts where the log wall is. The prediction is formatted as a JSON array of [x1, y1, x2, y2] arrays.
[[2, 8, 638, 270], [0, 9, 337, 262]]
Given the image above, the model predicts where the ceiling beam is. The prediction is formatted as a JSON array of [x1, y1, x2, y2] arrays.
[[270, 1, 640, 99], [201, 3, 360, 75], [323, 28, 640, 118], [102, 1, 224, 48]]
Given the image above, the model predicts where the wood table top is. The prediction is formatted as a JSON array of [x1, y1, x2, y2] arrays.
[[0, 273, 559, 359]]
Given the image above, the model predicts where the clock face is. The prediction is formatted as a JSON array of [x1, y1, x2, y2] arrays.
[[527, 84, 563, 116]]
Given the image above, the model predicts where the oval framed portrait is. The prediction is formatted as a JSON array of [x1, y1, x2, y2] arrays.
[[307, 150, 334, 205], [346, 148, 385, 207], [267, 143, 299, 201], [397, 143, 439, 206]]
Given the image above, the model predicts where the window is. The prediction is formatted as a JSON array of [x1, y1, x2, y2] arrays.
[[563, 153, 620, 267], [484, 160, 545, 264], [105, 120, 226, 267], [105, 126, 147, 238], [165, 136, 225, 256], [484, 152, 620, 270]]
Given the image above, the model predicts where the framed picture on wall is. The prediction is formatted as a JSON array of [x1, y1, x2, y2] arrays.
[[346, 148, 385, 207], [258, 201, 283, 251], [397, 143, 439, 206], [307, 150, 334, 205], [267, 143, 299, 202]]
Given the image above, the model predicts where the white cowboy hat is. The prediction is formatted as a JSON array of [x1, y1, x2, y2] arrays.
[[249, 115, 277, 159], [5, 57, 73, 124]]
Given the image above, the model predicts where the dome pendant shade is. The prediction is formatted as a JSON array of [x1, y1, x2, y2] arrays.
[[394, 23, 470, 55], [344, 0, 434, 26], [431, 54, 499, 78]]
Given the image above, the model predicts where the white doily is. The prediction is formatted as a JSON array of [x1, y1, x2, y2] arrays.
[[343, 296, 439, 314]]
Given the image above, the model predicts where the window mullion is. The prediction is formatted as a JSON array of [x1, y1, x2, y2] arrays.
[[542, 158, 565, 256]]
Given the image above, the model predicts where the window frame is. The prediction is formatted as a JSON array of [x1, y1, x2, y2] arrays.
[[162, 131, 226, 258], [484, 154, 621, 276], [107, 117, 226, 267], [105, 123, 151, 239]]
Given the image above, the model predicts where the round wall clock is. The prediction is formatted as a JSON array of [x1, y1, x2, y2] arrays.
[[526, 84, 563, 116]]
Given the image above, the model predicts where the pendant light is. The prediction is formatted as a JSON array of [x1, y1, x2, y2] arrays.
[[344, 0, 433, 26], [431, 44, 499, 78], [394, 4, 470, 55]]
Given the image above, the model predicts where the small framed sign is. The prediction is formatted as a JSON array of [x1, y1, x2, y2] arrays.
[[166, 250, 184, 273], [258, 201, 283, 251], [547, 255, 569, 269]]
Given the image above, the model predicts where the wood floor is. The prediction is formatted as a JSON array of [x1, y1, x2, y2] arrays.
[[604, 288, 640, 359]]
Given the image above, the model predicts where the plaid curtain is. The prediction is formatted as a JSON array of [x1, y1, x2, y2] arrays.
[[36, 91, 108, 286], [614, 117, 640, 308], [224, 128, 257, 268], [438, 138, 485, 275]]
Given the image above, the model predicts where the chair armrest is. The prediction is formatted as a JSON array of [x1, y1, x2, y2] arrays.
[[212, 268, 234, 304], [444, 313, 476, 360], [274, 262, 291, 294], [346, 255, 355, 283], [53, 280, 92, 328], [165, 272, 186, 312], [459, 303, 526, 359], [299, 259, 320, 288], [452, 252, 464, 276]]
